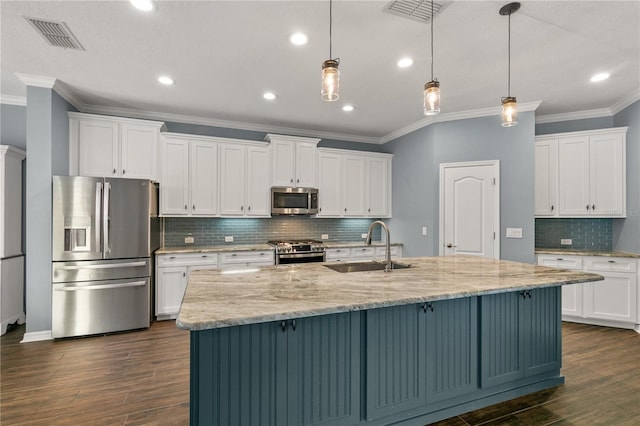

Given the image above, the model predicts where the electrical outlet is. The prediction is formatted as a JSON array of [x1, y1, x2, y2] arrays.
[[506, 228, 522, 238], [561, 238, 572, 245], [422, 227, 427, 236], [321, 234, 329, 240], [225, 236, 234, 242], [184, 236, 194, 244], [361, 233, 368, 239]]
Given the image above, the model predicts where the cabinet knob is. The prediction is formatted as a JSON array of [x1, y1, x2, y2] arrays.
[[344, 208, 347, 212], [608, 260, 616, 263], [296, 178, 299, 183], [586, 205, 590, 210], [193, 205, 196, 210], [241, 205, 244, 211], [290, 178, 294, 183], [291, 319, 297, 331], [183, 272, 186, 277], [122, 169, 125, 175], [248, 206, 251, 211], [281, 321, 287, 332], [184, 205, 188, 210], [113, 168, 117, 174], [368, 208, 371, 212], [592, 204, 596, 210], [551, 205, 554, 211]]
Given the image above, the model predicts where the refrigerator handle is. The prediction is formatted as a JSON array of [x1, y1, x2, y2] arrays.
[[95, 182, 102, 253], [103, 181, 111, 254]]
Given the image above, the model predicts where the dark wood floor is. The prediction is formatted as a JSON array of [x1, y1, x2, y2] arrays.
[[1, 321, 639, 425]]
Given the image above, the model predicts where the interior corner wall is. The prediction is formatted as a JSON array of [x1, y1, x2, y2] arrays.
[[24, 88, 75, 334], [613, 100, 640, 254], [385, 112, 536, 263], [1, 104, 27, 150]]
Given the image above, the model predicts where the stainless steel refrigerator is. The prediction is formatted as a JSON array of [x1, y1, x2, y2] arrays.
[[52, 176, 159, 338]]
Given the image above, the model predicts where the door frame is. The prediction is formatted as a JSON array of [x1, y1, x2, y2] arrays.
[[438, 160, 500, 258]]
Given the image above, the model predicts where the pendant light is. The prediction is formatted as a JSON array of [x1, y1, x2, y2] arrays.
[[423, 0, 440, 115], [499, 2, 520, 127], [321, 0, 339, 101]]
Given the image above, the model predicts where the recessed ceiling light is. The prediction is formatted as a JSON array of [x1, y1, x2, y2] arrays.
[[342, 105, 354, 112], [130, 0, 155, 12], [263, 92, 277, 100], [397, 57, 413, 68], [289, 33, 308, 46], [590, 72, 610, 82], [158, 76, 174, 85]]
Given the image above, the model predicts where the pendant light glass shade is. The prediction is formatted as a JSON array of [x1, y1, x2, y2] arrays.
[[424, 80, 440, 115], [501, 96, 518, 127], [321, 59, 340, 102]]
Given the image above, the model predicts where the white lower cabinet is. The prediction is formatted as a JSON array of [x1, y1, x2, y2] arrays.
[[536, 254, 638, 329], [218, 250, 274, 269], [325, 245, 403, 263]]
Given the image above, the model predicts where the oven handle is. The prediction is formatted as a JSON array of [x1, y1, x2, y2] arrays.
[[56, 261, 147, 270], [277, 252, 326, 259], [54, 281, 146, 291]]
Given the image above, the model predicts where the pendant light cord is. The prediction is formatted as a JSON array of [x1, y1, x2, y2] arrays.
[[329, 0, 333, 59], [507, 11, 511, 96], [430, 0, 434, 80]]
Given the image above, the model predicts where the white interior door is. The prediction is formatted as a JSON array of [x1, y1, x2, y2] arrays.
[[439, 161, 499, 258]]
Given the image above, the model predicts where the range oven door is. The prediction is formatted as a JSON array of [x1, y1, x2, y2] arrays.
[[276, 252, 326, 265]]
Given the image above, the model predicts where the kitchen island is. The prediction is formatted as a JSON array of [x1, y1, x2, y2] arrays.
[[177, 255, 603, 426]]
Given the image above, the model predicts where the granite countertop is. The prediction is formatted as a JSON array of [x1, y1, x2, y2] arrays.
[[176, 255, 603, 331], [323, 241, 403, 248], [156, 244, 273, 255], [535, 249, 640, 259]]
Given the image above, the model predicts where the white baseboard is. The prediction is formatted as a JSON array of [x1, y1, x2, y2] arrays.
[[21, 330, 53, 343]]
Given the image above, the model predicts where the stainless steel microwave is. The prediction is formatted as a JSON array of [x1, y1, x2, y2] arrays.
[[271, 187, 319, 215]]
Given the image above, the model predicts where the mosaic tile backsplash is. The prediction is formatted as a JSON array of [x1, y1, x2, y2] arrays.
[[535, 218, 613, 250], [163, 217, 382, 247]]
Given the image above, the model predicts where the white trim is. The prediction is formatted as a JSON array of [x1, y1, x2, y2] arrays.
[[0, 95, 27, 106], [15, 73, 57, 88], [439, 160, 500, 259], [51, 81, 85, 111], [535, 126, 628, 140], [610, 88, 640, 115], [264, 133, 320, 145], [20, 330, 53, 343]]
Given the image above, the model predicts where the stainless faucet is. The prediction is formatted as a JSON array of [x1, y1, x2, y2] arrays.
[[366, 220, 392, 272]]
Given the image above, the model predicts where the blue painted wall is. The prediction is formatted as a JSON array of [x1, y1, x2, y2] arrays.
[[535, 116, 614, 135], [1, 104, 27, 149], [385, 112, 536, 263]]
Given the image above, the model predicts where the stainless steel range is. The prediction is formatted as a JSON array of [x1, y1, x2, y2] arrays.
[[268, 239, 326, 265]]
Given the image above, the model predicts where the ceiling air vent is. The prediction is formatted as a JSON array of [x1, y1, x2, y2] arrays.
[[25, 17, 84, 50], [384, 0, 450, 23]]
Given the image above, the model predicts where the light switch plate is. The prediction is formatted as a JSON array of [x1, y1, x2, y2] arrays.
[[321, 234, 329, 240], [224, 236, 234, 242], [506, 228, 523, 238], [184, 236, 194, 244], [422, 227, 427, 236], [561, 238, 572, 245], [361, 233, 368, 239]]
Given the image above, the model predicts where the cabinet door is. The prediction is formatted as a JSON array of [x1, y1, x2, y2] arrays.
[[160, 138, 189, 215], [219, 144, 246, 216], [246, 146, 271, 216], [583, 272, 637, 323], [120, 123, 158, 180], [295, 143, 318, 188], [155, 266, 187, 317], [534, 140, 558, 216], [272, 140, 296, 186], [561, 284, 583, 317], [288, 312, 360, 426], [590, 133, 625, 216], [78, 120, 119, 177], [523, 287, 561, 377], [190, 141, 218, 215], [366, 304, 425, 420], [558, 136, 590, 216], [366, 157, 390, 217], [343, 156, 365, 216], [426, 297, 478, 404], [317, 152, 343, 217]]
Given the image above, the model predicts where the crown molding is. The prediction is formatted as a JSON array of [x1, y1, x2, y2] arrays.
[[0, 95, 27, 106], [610, 88, 640, 115], [535, 108, 612, 124], [81, 103, 381, 144], [15, 73, 57, 88], [380, 101, 543, 144]]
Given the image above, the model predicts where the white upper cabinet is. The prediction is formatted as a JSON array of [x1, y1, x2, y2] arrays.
[[160, 135, 218, 216], [266, 134, 319, 188], [535, 127, 627, 218], [69, 112, 164, 180], [219, 141, 271, 217], [317, 148, 392, 218]]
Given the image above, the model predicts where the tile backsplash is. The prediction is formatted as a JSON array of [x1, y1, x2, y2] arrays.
[[163, 216, 382, 247], [535, 218, 613, 250]]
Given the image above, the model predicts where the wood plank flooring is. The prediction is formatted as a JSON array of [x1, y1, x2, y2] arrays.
[[1, 321, 639, 425]]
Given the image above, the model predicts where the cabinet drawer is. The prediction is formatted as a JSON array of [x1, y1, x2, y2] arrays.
[[375, 246, 401, 258], [351, 247, 376, 259], [536, 255, 582, 270], [325, 248, 351, 261], [157, 253, 218, 267], [219, 250, 274, 266], [585, 258, 637, 274]]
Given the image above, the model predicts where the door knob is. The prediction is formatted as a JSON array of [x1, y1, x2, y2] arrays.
[[446, 243, 457, 248]]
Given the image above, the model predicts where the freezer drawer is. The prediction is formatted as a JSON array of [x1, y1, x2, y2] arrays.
[[52, 278, 150, 338], [52, 258, 150, 283]]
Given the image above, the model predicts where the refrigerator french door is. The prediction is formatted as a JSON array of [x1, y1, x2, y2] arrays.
[[52, 176, 159, 338]]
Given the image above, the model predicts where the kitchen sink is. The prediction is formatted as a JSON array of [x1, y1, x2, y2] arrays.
[[323, 261, 412, 273]]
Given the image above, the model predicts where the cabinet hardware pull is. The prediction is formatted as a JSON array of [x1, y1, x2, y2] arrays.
[[260, 252, 265, 256], [248, 206, 251, 211], [586, 205, 590, 210], [520, 290, 532, 299], [183, 272, 186, 277], [551, 205, 554, 211], [169, 256, 176, 259], [291, 319, 297, 331], [592, 204, 596, 210], [122, 169, 125, 175], [193, 205, 196, 210], [422, 302, 434, 313], [184, 205, 187, 210], [241, 205, 244, 211], [608, 260, 616, 263], [344, 208, 347, 212], [290, 178, 294, 183], [556, 258, 563, 261], [368, 208, 371, 212], [231, 253, 237, 257], [202, 255, 207, 258], [281, 321, 287, 332], [297, 178, 300, 183], [113, 168, 117, 174]]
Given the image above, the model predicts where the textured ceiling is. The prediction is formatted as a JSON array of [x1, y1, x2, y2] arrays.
[[1, 1, 639, 143]]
